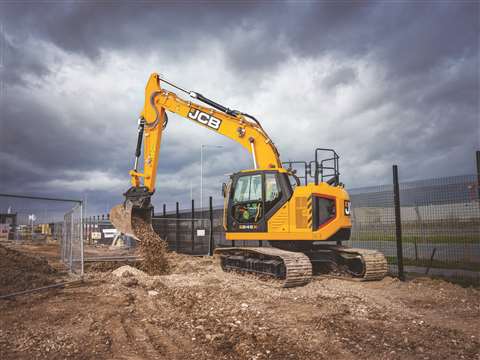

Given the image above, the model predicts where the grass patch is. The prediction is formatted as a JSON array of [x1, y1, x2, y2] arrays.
[[386, 256, 480, 272], [351, 233, 479, 244]]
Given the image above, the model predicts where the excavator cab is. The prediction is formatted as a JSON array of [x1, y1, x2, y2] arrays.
[[225, 170, 293, 233], [223, 149, 353, 245]]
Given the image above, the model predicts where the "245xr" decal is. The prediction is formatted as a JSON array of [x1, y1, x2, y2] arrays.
[[187, 108, 222, 130]]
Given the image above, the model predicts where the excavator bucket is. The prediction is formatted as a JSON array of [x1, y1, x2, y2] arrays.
[[109, 202, 152, 241]]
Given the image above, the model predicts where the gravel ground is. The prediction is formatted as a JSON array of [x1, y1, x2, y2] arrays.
[[0, 244, 479, 360]]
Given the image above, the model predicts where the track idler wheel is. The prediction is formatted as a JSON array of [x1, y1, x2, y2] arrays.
[[338, 252, 365, 277]]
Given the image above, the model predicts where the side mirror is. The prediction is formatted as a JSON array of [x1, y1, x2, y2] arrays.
[[222, 183, 227, 198]]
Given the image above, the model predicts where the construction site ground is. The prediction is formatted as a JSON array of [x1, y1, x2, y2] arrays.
[[0, 241, 479, 360]]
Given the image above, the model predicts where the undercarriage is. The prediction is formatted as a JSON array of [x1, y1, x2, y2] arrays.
[[214, 242, 388, 288]]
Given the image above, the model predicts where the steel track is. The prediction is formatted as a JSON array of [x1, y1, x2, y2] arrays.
[[214, 245, 388, 288]]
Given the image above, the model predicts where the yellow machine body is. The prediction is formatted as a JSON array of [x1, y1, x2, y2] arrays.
[[226, 182, 351, 241]]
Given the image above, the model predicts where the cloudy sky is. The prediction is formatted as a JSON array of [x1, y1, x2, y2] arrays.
[[0, 1, 478, 215]]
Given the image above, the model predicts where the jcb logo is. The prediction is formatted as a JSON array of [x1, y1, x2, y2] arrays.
[[187, 109, 222, 130]]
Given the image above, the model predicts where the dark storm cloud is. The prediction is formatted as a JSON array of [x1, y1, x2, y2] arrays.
[[0, 89, 122, 189], [2, 2, 473, 74], [0, 1, 478, 211], [0, 86, 205, 186], [283, 3, 478, 74], [0, 2, 260, 58], [1, 1, 477, 80]]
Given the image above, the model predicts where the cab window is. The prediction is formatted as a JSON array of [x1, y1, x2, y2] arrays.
[[233, 174, 262, 203], [288, 174, 299, 189], [265, 173, 282, 211]]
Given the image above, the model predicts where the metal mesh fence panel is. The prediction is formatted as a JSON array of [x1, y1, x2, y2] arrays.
[[0, 194, 83, 274], [396, 175, 479, 282], [155, 208, 263, 250], [349, 184, 398, 275], [61, 204, 83, 274], [152, 217, 211, 255]]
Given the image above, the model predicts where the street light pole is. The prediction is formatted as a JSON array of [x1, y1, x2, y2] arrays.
[[190, 180, 193, 201], [201, 145, 203, 211]]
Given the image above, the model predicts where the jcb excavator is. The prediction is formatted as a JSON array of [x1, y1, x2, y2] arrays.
[[110, 73, 387, 287]]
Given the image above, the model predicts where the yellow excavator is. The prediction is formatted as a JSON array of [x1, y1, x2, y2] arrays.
[[110, 73, 387, 287]]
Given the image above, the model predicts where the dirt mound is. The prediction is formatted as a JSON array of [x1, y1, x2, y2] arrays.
[[85, 259, 143, 273], [0, 244, 58, 296], [132, 217, 169, 275], [167, 252, 214, 274], [112, 265, 147, 278]]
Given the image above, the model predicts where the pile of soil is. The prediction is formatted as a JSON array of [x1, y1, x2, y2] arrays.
[[85, 260, 143, 273], [0, 244, 58, 296], [167, 252, 214, 274], [132, 217, 169, 275]]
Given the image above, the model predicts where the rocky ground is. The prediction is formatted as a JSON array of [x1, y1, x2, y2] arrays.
[[0, 243, 479, 360]]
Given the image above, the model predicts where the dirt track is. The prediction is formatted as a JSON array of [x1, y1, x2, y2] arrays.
[[0, 244, 479, 360]]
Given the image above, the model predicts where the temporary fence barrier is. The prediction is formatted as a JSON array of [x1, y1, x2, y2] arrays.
[[0, 193, 84, 274]]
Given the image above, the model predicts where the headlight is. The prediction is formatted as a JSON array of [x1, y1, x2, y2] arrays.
[[344, 200, 351, 215]]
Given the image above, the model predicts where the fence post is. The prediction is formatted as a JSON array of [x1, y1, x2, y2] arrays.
[[209, 196, 214, 256], [80, 202, 84, 275], [163, 204, 166, 217], [476, 151, 480, 200], [393, 165, 405, 280], [89, 216, 92, 245], [175, 202, 179, 252], [70, 211, 74, 271], [191, 199, 195, 253]]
